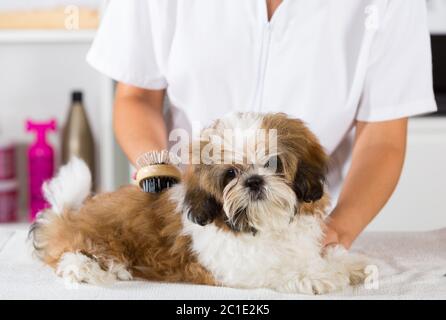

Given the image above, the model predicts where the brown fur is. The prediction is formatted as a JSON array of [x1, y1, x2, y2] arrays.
[[31, 186, 216, 285]]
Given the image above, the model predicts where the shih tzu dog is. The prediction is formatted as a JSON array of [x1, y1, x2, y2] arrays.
[[29, 112, 368, 294]]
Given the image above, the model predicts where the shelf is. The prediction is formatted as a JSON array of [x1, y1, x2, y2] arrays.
[[0, 30, 96, 44]]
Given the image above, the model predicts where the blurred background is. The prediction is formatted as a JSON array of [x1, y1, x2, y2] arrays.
[[0, 0, 445, 231]]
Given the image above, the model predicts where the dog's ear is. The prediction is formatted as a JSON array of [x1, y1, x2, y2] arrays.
[[289, 119, 328, 203], [184, 187, 223, 226], [293, 160, 326, 203], [256, 113, 328, 203], [182, 142, 225, 226]]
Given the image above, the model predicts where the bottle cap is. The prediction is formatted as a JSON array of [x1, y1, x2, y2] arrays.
[[26, 119, 57, 144], [72, 91, 83, 103]]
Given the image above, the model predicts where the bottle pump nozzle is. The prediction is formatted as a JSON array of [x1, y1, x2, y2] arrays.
[[26, 119, 57, 143]]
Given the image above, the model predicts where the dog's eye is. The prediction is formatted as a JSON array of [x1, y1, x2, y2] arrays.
[[223, 168, 237, 186], [225, 168, 237, 179], [264, 156, 283, 173]]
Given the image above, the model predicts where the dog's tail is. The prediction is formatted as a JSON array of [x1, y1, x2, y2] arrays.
[[42, 157, 92, 215]]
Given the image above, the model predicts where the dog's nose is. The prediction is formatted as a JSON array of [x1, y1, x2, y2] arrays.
[[245, 175, 264, 191]]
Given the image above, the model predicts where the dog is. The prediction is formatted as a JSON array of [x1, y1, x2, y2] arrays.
[[29, 112, 368, 294]]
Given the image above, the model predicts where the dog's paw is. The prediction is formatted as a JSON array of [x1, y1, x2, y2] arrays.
[[345, 256, 369, 286], [56, 252, 132, 285], [56, 252, 115, 285], [108, 261, 133, 281], [323, 245, 369, 286], [277, 273, 350, 295], [301, 276, 349, 295]]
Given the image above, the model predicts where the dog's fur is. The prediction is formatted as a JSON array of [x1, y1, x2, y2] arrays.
[[29, 112, 368, 294]]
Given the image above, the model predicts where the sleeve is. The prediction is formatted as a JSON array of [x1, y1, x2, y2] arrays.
[[86, 0, 167, 90], [356, 0, 437, 122]]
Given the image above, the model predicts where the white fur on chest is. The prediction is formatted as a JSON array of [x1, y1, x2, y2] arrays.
[[169, 184, 367, 294], [182, 214, 325, 289]]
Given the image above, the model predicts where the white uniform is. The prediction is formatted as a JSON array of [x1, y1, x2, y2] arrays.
[[87, 0, 437, 200]]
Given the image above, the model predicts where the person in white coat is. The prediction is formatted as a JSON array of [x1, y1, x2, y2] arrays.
[[87, 0, 437, 248]]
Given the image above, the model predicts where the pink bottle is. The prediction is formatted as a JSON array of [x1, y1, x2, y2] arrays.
[[26, 119, 57, 221]]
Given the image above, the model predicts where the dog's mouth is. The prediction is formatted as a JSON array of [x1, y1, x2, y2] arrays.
[[248, 188, 265, 201], [225, 207, 257, 235]]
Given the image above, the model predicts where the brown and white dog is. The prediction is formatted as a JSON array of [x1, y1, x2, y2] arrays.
[[29, 112, 368, 294]]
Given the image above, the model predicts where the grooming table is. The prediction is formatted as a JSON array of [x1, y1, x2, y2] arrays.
[[0, 224, 445, 300]]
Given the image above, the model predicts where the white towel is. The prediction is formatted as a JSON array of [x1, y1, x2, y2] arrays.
[[0, 225, 445, 300]]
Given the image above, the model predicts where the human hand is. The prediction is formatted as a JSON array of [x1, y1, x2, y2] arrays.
[[322, 218, 354, 250], [322, 223, 340, 248]]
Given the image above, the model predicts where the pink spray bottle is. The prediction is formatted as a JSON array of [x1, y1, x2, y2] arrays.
[[26, 119, 57, 221]]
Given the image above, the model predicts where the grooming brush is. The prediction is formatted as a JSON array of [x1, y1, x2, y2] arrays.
[[135, 150, 182, 193]]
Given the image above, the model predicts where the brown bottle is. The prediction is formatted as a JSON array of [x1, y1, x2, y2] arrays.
[[62, 91, 95, 188]]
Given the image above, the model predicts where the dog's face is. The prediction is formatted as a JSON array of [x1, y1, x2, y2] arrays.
[[182, 113, 328, 234]]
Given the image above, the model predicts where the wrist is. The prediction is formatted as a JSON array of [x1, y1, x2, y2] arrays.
[[337, 232, 354, 249], [327, 206, 358, 249]]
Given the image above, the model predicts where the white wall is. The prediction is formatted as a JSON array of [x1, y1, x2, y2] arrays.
[[427, 0, 446, 34], [0, 43, 102, 143]]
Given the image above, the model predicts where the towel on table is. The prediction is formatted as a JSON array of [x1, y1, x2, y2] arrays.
[[0, 225, 445, 300]]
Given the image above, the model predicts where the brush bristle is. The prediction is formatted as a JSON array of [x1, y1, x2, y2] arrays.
[[136, 150, 175, 169], [140, 177, 179, 193]]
